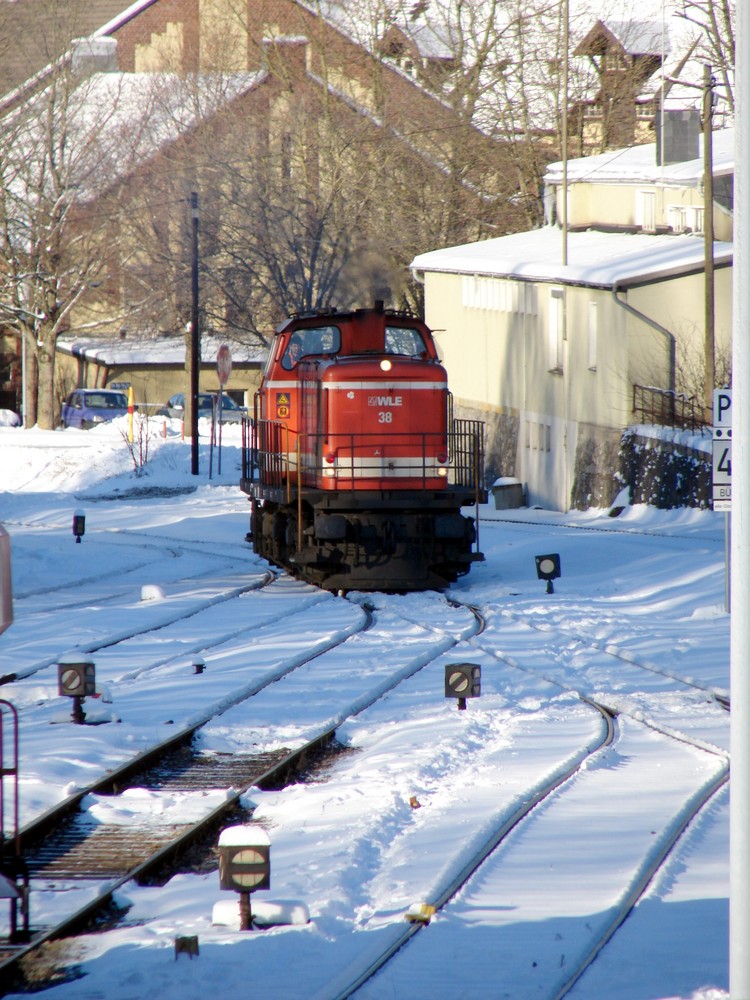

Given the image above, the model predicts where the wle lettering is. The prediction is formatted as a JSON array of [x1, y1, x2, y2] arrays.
[[368, 395, 402, 406]]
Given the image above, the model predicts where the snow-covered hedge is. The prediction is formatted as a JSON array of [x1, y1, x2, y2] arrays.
[[616, 427, 711, 510]]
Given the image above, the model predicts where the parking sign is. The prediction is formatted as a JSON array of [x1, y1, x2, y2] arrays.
[[712, 389, 731, 510]]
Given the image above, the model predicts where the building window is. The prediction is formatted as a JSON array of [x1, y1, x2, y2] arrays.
[[462, 276, 537, 315], [687, 206, 704, 233], [604, 51, 625, 71], [637, 100, 654, 119], [583, 100, 601, 119], [667, 205, 687, 233], [636, 190, 656, 231], [548, 287, 564, 373], [525, 418, 551, 452], [280, 133, 293, 185], [588, 301, 598, 371]]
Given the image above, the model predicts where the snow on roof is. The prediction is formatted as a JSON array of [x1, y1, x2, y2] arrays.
[[94, 0, 160, 37], [411, 227, 732, 288], [7, 69, 266, 205], [56, 335, 267, 367], [402, 20, 453, 61], [79, 70, 265, 187], [545, 127, 734, 186], [380, 17, 454, 62], [594, 20, 668, 57]]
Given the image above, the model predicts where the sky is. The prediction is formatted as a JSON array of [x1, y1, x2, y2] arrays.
[[0, 415, 730, 999]]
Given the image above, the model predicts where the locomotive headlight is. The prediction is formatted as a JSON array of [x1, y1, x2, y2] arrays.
[[380, 359, 392, 372], [437, 466, 448, 477]]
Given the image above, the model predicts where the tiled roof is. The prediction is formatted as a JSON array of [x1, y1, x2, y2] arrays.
[[0, 0, 130, 97]]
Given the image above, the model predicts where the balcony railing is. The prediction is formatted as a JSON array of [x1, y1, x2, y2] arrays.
[[632, 385, 709, 432]]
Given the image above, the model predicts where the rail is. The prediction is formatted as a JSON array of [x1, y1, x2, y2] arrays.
[[318, 698, 617, 1000], [0, 700, 27, 943], [243, 417, 485, 496]]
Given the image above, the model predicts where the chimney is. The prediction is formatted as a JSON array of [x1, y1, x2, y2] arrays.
[[655, 109, 700, 166]]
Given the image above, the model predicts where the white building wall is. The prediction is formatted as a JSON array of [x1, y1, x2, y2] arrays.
[[422, 271, 633, 510]]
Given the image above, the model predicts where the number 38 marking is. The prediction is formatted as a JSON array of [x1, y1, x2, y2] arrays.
[[378, 411, 393, 423]]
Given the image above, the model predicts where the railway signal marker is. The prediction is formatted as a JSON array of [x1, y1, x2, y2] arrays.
[[218, 825, 271, 930], [57, 653, 96, 724], [445, 663, 481, 710], [535, 553, 561, 593]]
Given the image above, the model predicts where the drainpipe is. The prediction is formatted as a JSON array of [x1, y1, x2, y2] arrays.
[[612, 281, 676, 395]]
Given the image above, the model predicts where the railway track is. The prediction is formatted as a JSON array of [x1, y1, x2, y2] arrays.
[[287, 593, 729, 999], [0, 731, 335, 991], [0, 597, 481, 993], [491, 604, 731, 706], [0, 566, 278, 687], [314, 696, 617, 1000], [233, 587, 721, 998], [0, 510, 729, 999], [478, 508, 724, 545], [0, 578, 364, 817], [467, 606, 730, 761], [343, 713, 727, 1000], [0, 593, 728, 999]]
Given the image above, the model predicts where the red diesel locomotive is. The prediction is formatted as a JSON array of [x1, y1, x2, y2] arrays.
[[240, 302, 486, 592]]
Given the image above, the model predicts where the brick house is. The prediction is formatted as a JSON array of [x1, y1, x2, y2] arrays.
[[0, 0, 513, 424]]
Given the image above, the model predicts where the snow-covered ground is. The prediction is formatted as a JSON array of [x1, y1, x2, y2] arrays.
[[0, 417, 730, 999]]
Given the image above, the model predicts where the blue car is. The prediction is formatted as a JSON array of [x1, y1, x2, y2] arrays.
[[60, 389, 129, 429]]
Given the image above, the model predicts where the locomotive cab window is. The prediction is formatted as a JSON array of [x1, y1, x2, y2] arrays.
[[385, 326, 427, 356], [282, 325, 340, 369]]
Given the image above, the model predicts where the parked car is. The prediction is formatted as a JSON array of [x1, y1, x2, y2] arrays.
[[156, 392, 244, 423], [60, 389, 129, 429]]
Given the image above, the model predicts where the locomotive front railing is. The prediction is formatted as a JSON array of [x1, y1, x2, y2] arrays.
[[245, 418, 486, 498], [246, 417, 295, 498], [450, 419, 485, 489]]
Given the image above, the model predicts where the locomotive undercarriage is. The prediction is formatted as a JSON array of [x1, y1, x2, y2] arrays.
[[248, 490, 483, 593]]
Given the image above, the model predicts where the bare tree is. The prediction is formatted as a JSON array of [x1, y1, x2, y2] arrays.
[[677, 0, 735, 113], [0, 52, 162, 428], [117, 2, 517, 339]]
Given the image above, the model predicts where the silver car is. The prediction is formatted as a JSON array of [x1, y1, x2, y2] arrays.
[[157, 392, 244, 423]]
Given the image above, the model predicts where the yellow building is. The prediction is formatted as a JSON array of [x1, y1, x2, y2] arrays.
[[411, 129, 733, 511]]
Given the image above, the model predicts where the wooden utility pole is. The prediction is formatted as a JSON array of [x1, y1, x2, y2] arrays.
[[703, 65, 715, 422], [190, 191, 200, 476]]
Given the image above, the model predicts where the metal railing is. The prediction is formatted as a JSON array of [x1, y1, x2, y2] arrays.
[[632, 385, 709, 432], [243, 417, 485, 496], [450, 419, 485, 488]]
